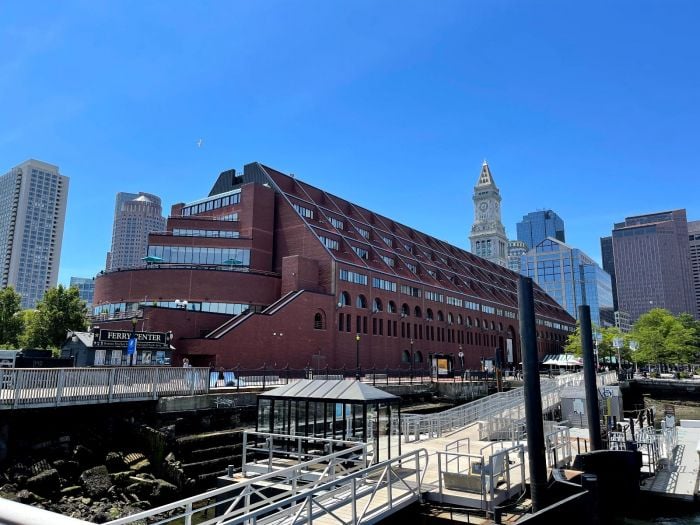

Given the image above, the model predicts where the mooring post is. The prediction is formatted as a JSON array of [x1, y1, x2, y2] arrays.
[[579, 304, 603, 451], [518, 276, 547, 512]]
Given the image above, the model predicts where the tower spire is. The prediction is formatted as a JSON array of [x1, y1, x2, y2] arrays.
[[469, 161, 508, 267]]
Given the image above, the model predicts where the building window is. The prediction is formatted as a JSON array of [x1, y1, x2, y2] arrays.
[[320, 236, 339, 250], [400, 284, 421, 297], [352, 246, 369, 259], [293, 203, 314, 219], [372, 277, 397, 292], [339, 269, 368, 285], [339, 291, 351, 307], [328, 216, 344, 230], [314, 312, 326, 330], [405, 262, 417, 273], [388, 301, 397, 314], [356, 226, 370, 239], [356, 295, 367, 308], [381, 255, 395, 267], [373, 298, 383, 312]]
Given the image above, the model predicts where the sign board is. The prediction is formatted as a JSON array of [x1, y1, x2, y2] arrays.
[[613, 337, 623, 349], [127, 337, 137, 355], [96, 330, 167, 349]]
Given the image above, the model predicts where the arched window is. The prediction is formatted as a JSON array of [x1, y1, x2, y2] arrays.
[[388, 301, 397, 314], [313, 311, 326, 330], [339, 291, 351, 307], [491, 321, 495, 330], [447, 312, 454, 324], [401, 350, 411, 363], [498, 322, 503, 331], [466, 316, 472, 327], [475, 318, 480, 328], [426, 308, 434, 321], [401, 303, 410, 316], [437, 310, 444, 322], [414, 306, 422, 318], [373, 298, 383, 312], [457, 314, 463, 325], [356, 295, 367, 308], [414, 351, 424, 363]]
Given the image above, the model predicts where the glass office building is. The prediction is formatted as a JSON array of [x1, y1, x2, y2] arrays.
[[517, 210, 565, 250], [523, 238, 614, 326], [70, 276, 95, 309]]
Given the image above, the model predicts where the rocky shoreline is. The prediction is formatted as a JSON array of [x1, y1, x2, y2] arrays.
[[0, 444, 181, 522]]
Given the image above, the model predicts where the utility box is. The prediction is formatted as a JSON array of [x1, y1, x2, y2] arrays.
[[560, 385, 624, 428]]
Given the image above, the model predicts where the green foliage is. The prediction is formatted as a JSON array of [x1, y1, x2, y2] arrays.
[[24, 285, 88, 349], [0, 287, 24, 347], [629, 308, 698, 366]]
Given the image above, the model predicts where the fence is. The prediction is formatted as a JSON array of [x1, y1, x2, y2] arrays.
[[0, 367, 209, 409]]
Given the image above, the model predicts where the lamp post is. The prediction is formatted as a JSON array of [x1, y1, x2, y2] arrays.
[[593, 330, 602, 371], [409, 339, 414, 379], [458, 345, 464, 371], [629, 340, 639, 375], [355, 333, 361, 380]]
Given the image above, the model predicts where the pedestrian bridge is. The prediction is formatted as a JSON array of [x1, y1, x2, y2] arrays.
[[0, 367, 209, 409]]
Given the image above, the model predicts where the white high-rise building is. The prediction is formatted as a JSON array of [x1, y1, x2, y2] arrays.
[[469, 161, 508, 267], [106, 192, 166, 271], [0, 159, 69, 308]]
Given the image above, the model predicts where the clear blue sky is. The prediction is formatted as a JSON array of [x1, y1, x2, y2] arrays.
[[1, 1, 699, 285]]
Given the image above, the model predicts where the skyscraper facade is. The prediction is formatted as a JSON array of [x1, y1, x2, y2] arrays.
[[522, 238, 614, 327], [688, 220, 700, 319], [612, 210, 695, 321], [600, 236, 618, 311], [70, 276, 95, 309], [516, 210, 565, 250], [0, 160, 68, 308], [106, 192, 166, 271], [469, 161, 508, 267], [507, 240, 528, 273]]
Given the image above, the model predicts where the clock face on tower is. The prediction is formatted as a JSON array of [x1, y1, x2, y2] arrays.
[[479, 202, 488, 211]]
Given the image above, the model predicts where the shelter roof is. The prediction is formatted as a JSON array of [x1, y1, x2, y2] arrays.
[[260, 379, 399, 403]]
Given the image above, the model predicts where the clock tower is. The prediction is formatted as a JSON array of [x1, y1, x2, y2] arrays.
[[469, 161, 508, 267]]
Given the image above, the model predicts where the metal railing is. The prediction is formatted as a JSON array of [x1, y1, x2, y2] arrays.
[[0, 367, 209, 409], [402, 371, 618, 442]]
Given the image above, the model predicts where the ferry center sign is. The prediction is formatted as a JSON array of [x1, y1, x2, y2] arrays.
[[96, 330, 168, 349]]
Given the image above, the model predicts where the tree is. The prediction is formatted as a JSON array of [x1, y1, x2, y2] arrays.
[[28, 285, 88, 349], [629, 308, 697, 367], [0, 287, 23, 347]]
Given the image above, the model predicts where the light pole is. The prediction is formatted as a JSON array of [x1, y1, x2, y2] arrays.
[[355, 333, 361, 380], [593, 330, 602, 371], [458, 345, 464, 371], [409, 339, 414, 379], [629, 340, 639, 375]]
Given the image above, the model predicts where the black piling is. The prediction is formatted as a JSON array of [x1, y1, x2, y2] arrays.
[[518, 276, 547, 512], [579, 304, 603, 451]]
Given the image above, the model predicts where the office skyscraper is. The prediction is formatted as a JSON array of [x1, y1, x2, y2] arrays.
[[600, 236, 618, 311], [522, 238, 614, 327], [70, 276, 95, 309], [106, 192, 166, 271], [516, 210, 565, 250], [612, 210, 695, 321], [469, 161, 508, 267], [0, 160, 68, 308], [688, 220, 700, 319]]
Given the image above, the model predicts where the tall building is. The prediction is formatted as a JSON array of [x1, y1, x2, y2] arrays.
[[469, 161, 508, 267], [507, 240, 528, 273], [522, 238, 614, 327], [612, 210, 695, 321], [93, 162, 574, 369], [688, 220, 700, 319], [600, 236, 618, 311], [106, 192, 166, 271], [0, 160, 68, 308], [70, 276, 95, 309], [516, 210, 565, 250]]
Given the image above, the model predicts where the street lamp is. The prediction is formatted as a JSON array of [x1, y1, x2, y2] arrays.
[[409, 339, 414, 379], [629, 340, 639, 374], [458, 345, 464, 370], [593, 331, 602, 370], [355, 333, 361, 380]]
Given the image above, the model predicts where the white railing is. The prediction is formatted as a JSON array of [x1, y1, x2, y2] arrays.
[[97, 447, 428, 525], [545, 425, 572, 467], [402, 371, 618, 443], [0, 367, 209, 409], [0, 496, 95, 525]]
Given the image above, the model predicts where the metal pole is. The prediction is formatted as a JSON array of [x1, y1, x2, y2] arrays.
[[355, 334, 360, 380], [518, 276, 547, 512], [579, 304, 603, 451]]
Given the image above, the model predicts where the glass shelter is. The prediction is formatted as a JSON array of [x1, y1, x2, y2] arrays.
[[257, 380, 401, 462]]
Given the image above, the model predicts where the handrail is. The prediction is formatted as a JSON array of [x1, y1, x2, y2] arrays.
[[0, 497, 94, 525]]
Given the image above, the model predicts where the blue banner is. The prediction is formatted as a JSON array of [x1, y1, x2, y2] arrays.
[[127, 337, 137, 355]]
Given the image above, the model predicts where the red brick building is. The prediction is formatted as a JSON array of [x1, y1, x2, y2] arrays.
[[93, 163, 575, 370]]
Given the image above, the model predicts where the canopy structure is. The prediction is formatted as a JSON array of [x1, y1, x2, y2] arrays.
[[257, 379, 401, 462], [541, 353, 583, 367]]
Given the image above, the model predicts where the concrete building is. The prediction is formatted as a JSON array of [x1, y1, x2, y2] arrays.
[[69, 276, 95, 309], [106, 192, 166, 271], [522, 238, 614, 327], [688, 220, 700, 319], [469, 161, 508, 267], [507, 240, 528, 273], [614, 311, 632, 333], [612, 210, 695, 321], [0, 160, 68, 308], [516, 210, 565, 250], [93, 162, 575, 369]]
